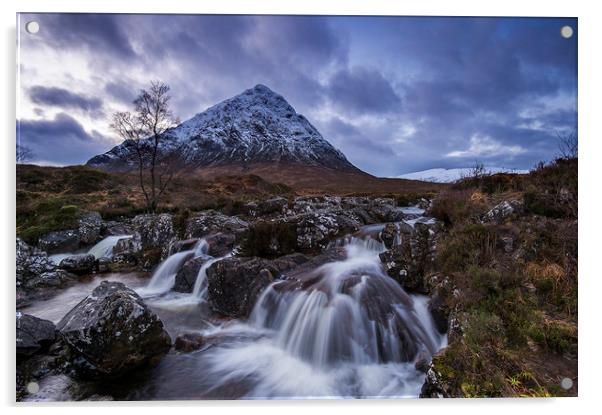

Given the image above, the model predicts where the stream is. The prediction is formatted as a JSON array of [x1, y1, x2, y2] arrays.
[[21, 206, 446, 400]]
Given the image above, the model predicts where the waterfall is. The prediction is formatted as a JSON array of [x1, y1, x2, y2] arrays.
[[88, 235, 132, 259], [191, 256, 224, 299], [140, 239, 207, 297], [202, 233, 446, 398]]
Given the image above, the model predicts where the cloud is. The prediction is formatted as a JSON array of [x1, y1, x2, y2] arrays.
[[327, 67, 401, 115], [17, 113, 114, 165], [29, 86, 103, 115], [446, 134, 527, 159]]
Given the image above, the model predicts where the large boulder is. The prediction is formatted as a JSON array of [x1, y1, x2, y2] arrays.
[[207, 255, 308, 318], [205, 232, 236, 257], [58, 254, 96, 275], [57, 281, 171, 378], [38, 230, 81, 254], [132, 213, 176, 258], [173, 255, 212, 293], [16, 313, 56, 358], [78, 212, 103, 245]]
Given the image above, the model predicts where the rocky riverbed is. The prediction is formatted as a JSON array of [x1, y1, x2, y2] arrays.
[[16, 195, 454, 401]]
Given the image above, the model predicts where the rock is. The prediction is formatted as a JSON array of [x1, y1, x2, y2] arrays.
[[16, 313, 56, 358], [58, 254, 96, 275], [57, 281, 171, 378], [102, 220, 133, 237], [16, 238, 56, 287], [207, 255, 306, 318], [185, 211, 249, 240], [169, 238, 201, 255], [295, 212, 345, 252], [380, 223, 399, 249], [132, 213, 176, 258], [38, 230, 81, 254], [112, 236, 139, 256], [173, 256, 212, 293], [96, 257, 111, 273], [379, 222, 437, 294], [174, 332, 206, 352], [78, 212, 103, 245], [253, 196, 289, 216], [420, 357, 459, 398], [482, 200, 522, 224], [205, 232, 237, 257], [25, 269, 78, 289]]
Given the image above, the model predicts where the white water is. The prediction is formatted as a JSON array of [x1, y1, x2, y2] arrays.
[[48, 235, 132, 264], [23, 209, 446, 400], [195, 236, 446, 398], [138, 239, 209, 297]]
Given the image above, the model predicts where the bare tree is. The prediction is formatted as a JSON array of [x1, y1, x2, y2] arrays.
[[557, 129, 578, 159], [111, 81, 183, 213], [16, 144, 34, 163]]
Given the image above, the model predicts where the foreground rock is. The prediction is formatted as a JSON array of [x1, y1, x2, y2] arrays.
[[173, 255, 212, 293], [57, 281, 171, 378], [16, 238, 55, 288], [16, 313, 56, 358], [58, 254, 96, 275], [132, 213, 176, 261], [207, 254, 308, 318]]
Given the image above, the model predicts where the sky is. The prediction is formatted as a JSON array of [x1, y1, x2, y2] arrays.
[[16, 14, 577, 176]]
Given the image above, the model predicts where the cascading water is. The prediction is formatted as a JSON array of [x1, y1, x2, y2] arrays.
[[48, 235, 132, 264], [139, 239, 208, 297], [88, 235, 132, 259], [200, 234, 446, 398]]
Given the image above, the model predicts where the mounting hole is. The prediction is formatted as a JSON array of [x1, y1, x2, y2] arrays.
[[560, 377, 573, 390], [25, 21, 40, 34], [560, 25, 573, 39], [26, 381, 40, 394]]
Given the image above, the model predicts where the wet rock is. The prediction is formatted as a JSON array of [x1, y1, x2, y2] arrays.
[[102, 220, 133, 237], [420, 356, 461, 398], [58, 254, 96, 275], [482, 200, 522, 224], [255, 196, 289, 216], [169, 238, 200, 255], [205, 232, 236, 257], [96, 257, 111, 273], [38, 230, 81, 254], [112, 236, 139, 256], [16, 238, 56, 288], [132, 213, 176, 258], [379, 223, 399, 249], [78, 212, 103, 245], [207, 255, 307, 318], [57, 281, 171, 378], [174, 332, 206, 352], [25, 269, 78, 289], [173, 255, 212, 293], [16, 313, 56, 358], [185, 211, 249, 239]]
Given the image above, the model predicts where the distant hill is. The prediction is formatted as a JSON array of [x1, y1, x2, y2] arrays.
[[396, 167, 530, 183]]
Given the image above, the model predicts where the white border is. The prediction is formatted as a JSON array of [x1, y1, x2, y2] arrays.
[[2, 1, 600, 414]]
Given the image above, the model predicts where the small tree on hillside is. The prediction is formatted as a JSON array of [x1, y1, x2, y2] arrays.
[[111, 81, 183, 213], [557, 129, 578, 160]]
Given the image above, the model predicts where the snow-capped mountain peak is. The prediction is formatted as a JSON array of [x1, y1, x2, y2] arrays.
[[87, 84, 357, 172]]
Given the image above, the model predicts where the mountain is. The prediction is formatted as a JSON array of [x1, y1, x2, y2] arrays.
[[396, 167, 530, 183], [87, 84, 358, 173]]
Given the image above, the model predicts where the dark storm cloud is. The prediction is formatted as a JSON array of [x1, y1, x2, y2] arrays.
[[29, 86, 103, 115], [29, 13, 137, 59], [18, 14, 577, 175], [327, 67, 401, 115], [17, 113, 113, 165]]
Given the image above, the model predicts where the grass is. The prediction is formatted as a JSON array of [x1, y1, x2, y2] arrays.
[[427, 156, 578, 397]]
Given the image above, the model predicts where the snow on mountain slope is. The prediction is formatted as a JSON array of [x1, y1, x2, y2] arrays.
[[396, 167, 529, 183], [87, 84, 358, 172]]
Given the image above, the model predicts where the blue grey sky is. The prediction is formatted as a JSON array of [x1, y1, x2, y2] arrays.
[[17, 14, 577, 176]]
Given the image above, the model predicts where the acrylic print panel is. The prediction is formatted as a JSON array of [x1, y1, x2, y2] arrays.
[[15, 13, 578, 401]]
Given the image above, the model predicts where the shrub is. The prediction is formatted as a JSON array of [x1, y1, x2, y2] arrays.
[[437, 224, 498, 273], [240, 220, 297, 258]]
